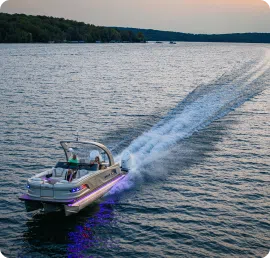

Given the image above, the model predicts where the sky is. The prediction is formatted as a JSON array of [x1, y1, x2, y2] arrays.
[[1, 0, 270, 34]]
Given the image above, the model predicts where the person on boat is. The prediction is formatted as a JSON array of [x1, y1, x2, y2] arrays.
[[68, 154, 79, 164], [90, 156, 100, 165], [66, 169, 73, 182], [90, 156, 102, 169]]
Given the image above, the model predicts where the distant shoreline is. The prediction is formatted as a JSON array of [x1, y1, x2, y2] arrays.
[[1, 39, 269, 45], [1, 12, 270, 44], [113, 27, 270, 44]]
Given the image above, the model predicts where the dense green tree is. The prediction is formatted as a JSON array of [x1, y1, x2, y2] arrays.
[[0, 13, 144, 43], [4, 13, 268, 44], [137, 32, 145, 42], [120, 30, 130, 42]]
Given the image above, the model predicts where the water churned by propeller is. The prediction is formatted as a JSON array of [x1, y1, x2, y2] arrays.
[[113, 48, 270, 193]]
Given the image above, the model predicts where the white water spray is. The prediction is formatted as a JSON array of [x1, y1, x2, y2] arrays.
[[112, 48, 270, 193]]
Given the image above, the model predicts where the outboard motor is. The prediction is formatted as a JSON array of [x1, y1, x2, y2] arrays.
[[121, 151, 133, 172]]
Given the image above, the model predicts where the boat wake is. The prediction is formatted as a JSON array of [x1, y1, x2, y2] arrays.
[[111, 47, 270, 193]]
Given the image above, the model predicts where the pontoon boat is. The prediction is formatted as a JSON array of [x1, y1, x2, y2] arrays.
[[19, 140, 132, 216]]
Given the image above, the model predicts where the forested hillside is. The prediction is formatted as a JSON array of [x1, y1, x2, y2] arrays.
[[0, 13, 145, 43], [115, 27, 270, 43], [1, 12, 269, 44]]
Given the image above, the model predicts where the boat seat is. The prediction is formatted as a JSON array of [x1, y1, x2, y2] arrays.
[[47, 178, 59, 184], [89, 164, 99, 171], [57, 179, 68, 184], [52, 168, 66, 177], [79, 169, 89, 177], [31, 177, 43, 181], [30, 178, 43, 186]]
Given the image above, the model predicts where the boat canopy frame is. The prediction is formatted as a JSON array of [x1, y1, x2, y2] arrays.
[[60, 140, 115, 166]]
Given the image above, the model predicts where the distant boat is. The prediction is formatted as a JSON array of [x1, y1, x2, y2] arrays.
[[156, 41, 163, 44], [170, 41, 176, 44]]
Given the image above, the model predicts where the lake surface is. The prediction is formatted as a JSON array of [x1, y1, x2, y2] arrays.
[[0, 43, 269, 258]]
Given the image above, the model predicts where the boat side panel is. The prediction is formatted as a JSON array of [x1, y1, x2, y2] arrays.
[[26, 165, 122, 201], [82, 167, 121, 192], [64, 174, 125, 216], [53, 166, 121, 200]]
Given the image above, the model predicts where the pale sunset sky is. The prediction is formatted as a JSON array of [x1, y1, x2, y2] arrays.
[[1, 0, 270, 34]]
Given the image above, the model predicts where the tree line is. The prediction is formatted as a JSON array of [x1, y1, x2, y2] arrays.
[[0, 13, 145, 43], [115, 27, 270, 44], [2, 12, 269, 44]]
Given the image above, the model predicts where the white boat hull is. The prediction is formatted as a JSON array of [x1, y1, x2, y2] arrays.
[[64, 174, 125, 216], [19, 140, 129, 216]]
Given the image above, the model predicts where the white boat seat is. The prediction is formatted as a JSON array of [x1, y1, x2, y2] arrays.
[[59, 180, 69, 184], [53, 168, 65, 177], [48, 177, 61, 184], [30, 178, 43, 185], [31, 177, 43, 181], [42, 182, 53, 188], [79, 169, 88, 177]]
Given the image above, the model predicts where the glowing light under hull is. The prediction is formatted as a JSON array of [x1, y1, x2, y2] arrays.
[[68, 175, 125, 207]]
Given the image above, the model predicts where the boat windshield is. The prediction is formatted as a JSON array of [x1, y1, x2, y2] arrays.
[[60, 141, 114, 166]]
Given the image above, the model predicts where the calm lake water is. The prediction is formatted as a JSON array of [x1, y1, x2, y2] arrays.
[[0, 43, 269, 258]]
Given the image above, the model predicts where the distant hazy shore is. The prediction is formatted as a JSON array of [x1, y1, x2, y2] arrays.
[[114, 27, 270, 44], [1, 12, 270, 44]]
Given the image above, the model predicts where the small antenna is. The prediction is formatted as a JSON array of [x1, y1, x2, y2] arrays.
[[76, 130, 79, 142]]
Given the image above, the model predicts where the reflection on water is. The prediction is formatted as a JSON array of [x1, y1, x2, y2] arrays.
[[21, 197, 119, 258], [1, 43, 269, 257], [67, 198, 119, 258]]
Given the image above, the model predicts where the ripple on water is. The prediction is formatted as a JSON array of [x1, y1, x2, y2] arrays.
[[0, 43, 269, 258]]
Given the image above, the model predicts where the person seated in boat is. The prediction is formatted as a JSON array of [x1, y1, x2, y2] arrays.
[[66, 169, 73, 182], [90, 156, 100, 165], [90, 156, 102, 170], [68, 154, 79, 165]]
